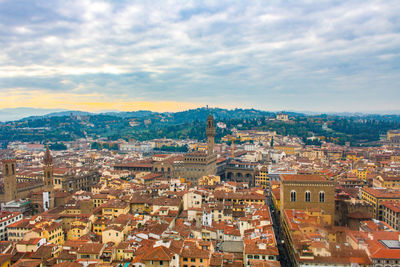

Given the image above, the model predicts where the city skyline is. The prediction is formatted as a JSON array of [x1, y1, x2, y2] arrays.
[[1, 0, 400, 113]]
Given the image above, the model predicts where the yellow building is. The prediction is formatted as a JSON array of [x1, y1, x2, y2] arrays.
[[115, 242, 135, 261], [22, 220, 64, 246], [255, 166, 269, 189], [93, 193, 114, 208], [273, 145, 301, 155], [373, 174, 400, 189], [198, 175, 220, 186], [93, 218, 111, 236], [179, 239, 213, 267], [352, 168, 369, 180], [101, 200, 130, 219], [67, 220, 90, 241], [361, 187, 400, 220]]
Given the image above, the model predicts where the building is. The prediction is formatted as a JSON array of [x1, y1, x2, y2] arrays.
[[1, 199, 31, 215], [276, 113, 289, 121], [43, 145, 54, 193], [361, 188, 400, 220], [255, 166, 269, 190], [387, 130, 400, 146], [0, 211, 23, 240], [2, 159, 17, 202], [198, 175, 220, 186], [282, 209, 371, 266], [182, 114, 217, 185], [280, 174, 335, 223], [382, 201, 400, 230], [373, 174, 400, 189], [42, 146, 55, 210]]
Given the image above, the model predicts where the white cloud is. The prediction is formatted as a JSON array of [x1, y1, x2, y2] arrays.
[[0, 0, 399, 111]]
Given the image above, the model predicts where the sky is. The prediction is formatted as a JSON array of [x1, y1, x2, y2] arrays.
[[0, 0, 400, 114]]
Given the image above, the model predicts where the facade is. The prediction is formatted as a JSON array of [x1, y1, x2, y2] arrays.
[[276, 113, 289, 121], [0, 211, 23, 240], [280, 174, 335, 222], [2, 159, 17, 202], [387, 130, 400, 146], [361, 188, 400, 220], [182, 114, 217, 185], [382, 201, 400, 230], [255, 166, 269, 190]]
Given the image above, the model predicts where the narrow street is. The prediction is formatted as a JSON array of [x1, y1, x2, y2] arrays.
[[267, 195, 293, 266]]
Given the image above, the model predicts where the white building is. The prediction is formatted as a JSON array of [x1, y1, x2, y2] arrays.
[[0, 211, 23, 240]]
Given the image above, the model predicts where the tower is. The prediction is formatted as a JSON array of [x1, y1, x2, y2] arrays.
[[2, 159, 17, 202], [206, 113, 215, 155], [43, 145, 54, 192], [43, 145, 55, 210]]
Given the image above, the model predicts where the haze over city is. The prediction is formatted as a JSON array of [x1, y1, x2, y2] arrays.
[[1, 0, 400, 115]]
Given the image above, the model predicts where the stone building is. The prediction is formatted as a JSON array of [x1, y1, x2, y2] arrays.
[[182, 114, 217, 185], [2, 158, 17, 202], [280, 174, 335, 223]]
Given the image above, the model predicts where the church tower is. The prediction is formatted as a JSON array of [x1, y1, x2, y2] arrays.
[[43, 145, 54, 192], [43, 145, 55, 210], [206, 114, 216, 155], [2, 158, 17, 202]]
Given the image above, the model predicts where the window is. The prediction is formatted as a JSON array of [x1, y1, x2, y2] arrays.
[[160, 261, 163, 265], [290, 190, 296, 202], [191, 258, 195, 262], [319, 191, 325, 202], [305, 191, 311, 202]]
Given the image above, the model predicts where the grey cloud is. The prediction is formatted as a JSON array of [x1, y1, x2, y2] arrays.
[[0, 0, 399, 111]]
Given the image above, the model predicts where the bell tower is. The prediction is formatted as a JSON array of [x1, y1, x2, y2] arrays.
[[2, 158, 17, 202], [43, 145, 55, 210], [206, 114, 215, 155], [43, 145, 54, 192]]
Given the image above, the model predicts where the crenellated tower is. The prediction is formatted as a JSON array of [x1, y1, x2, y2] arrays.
[[206, 113, 215, 155]]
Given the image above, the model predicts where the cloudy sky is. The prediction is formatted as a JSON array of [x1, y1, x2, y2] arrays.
[[0, 0, 399, 113]]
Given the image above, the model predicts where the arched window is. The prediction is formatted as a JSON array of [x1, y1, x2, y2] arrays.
[[290, 190, 296, 202], [305, 191, 311, 202], [155, 167, 158, 172], [319, 191, 325, 202], [4, 165, 9, 176]]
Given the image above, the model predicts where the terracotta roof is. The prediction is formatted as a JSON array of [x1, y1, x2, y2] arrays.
[[362, 187, 400, 198], [382, 201, 400, 213], [77, 243, 104, 255], [142, 246, 174, 261]]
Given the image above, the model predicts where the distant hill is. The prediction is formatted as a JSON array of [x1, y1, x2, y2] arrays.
[[21, 110, 93, 121], [0, 108, 67, 122], [102, 110, 157, 118], [1, 106, 400, 146]]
